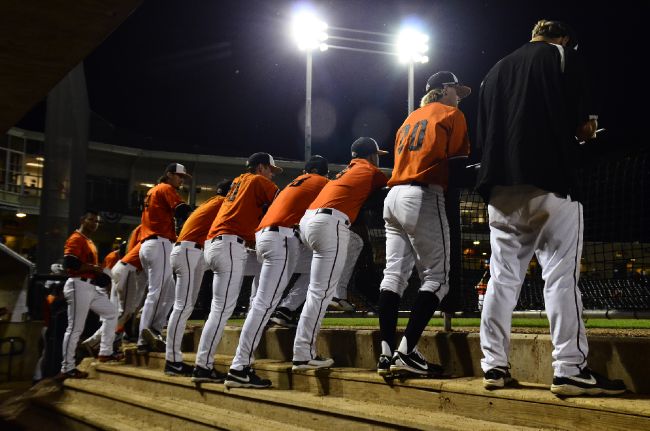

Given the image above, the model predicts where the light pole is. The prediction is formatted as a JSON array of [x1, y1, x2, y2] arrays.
[[396, 28, 429, 114], [292, 11, 328, 161]]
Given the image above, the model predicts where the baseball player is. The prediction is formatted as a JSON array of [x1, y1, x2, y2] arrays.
[[102, 243, 124, 271], [164, 179, 232, 376], [58, 211, 121, 380], [475, 20, 625, 396], [225, 156, 329, 388], [192, 153, 280, 383], [377, 71, 470, 377], [329, 228, 364, 311], [112, 226, 147, 335], [137, 163, 192, 353], [292, 138, 387, 370]]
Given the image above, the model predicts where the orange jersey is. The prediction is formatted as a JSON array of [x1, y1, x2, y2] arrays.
[[103, 250, 120, 270], [126, 225, 143, 251], [309, 159, 387, 223], [208, 173, 278, 242], [177, 195, 226, 244], [258, 174, 328, 230], [64, 230, 98, 279], [388, 102, 470, 189], [140, 183, 184, 241], [120, 242, 142, 270]]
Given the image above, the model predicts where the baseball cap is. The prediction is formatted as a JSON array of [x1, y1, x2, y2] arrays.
[[246, 152, 283, 173], [351, 137, 389, 158], [165, 163, 192, 178], [425, 71, 472, 99], [304, 155, 329, 176]]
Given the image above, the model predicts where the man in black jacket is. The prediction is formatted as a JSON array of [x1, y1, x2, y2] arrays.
[[475, 20, 625, 396]]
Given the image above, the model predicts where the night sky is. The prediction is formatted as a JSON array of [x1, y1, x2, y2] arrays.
[[18, 0, 645, 165]]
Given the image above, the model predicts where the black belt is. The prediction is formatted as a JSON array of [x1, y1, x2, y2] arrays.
[[141, 235, 158, 243], [211, 235, 244, 244], [316, 208, 350, 225], [261, 226, 280, 233], [174, 241, 203, 250], [409, 181, 429, 188]]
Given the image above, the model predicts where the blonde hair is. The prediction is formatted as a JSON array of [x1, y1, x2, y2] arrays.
[[420, 88, 445, 108], [531, 19, 570, 40]]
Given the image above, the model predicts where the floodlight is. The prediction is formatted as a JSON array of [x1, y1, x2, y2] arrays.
[[396, 27, 429, 63], [16, 211, 26, 218], [292, 11, 328, 51]]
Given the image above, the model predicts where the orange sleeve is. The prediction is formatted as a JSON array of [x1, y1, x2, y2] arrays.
[[259, 176, 279, 204], [127, 225, 142, 251], [163, 184, 184, 209], [372, 169, 388, 190], [64, 234, 84, 259], [103, 251, 119, 270], [447, 109, 470, 159]]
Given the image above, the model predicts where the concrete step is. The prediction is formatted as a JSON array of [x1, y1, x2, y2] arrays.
[[125, 351, 650, 431], [91, 362, 538, 431], [194, 324, 650, 394]]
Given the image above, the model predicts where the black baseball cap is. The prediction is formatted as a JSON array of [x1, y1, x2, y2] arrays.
[[304, 155, 329, 176], [425, 71, 472, 99], [351, 137, 389, 158], [166, 163, 192, 178], [246, 152, 283, 173]]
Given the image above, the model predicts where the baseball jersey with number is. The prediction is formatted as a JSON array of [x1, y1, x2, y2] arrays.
[[177, 195, 226, 243], [309, 159, 387, 223], [258, 173, 328, 230], [64, 231, 99, 279], [207, 173, 278, 242], [102, 250, 120, 270], [140, 183, 184, 241], [388, 102, 469, 189]]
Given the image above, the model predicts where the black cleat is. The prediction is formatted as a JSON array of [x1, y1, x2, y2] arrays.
[[269, 307, 297, 328], [141, 328, 166, 352], [292, 356, 334, 371], [483, 367, 516, 389], [551, 368, 626, 396], [390, 349, 439, 376], [165, 360, 194, 377], [377, 354, 392, 376], [191, 365, 226, 383], [224, 367, 272, 389]]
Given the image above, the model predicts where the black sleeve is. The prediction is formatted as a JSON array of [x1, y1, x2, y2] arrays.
[[63, 255, 82, 270]]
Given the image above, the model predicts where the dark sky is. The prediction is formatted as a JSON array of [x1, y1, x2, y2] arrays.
[[19, 0, 645, 165]]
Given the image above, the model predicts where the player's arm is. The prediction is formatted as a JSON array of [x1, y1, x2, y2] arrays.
[[174, 203, 192, 233], [63, 237, 102, 274], [447, 110, 472, 187]]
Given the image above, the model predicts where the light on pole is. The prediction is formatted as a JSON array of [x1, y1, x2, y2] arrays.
[[396, 28, 429, 114], [292, 11, 328, 161]]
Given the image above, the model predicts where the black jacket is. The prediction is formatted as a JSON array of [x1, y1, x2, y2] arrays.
[[475, 41, 591, 202]]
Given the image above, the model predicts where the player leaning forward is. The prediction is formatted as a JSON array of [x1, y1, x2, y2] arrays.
[[225, 156, 330, 388], [192, 153, 280, 382], [377, 71, 471, 376], [292, 138, 388, 370]]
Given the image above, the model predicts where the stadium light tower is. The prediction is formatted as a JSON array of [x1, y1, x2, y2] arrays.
[[292, 11, 328, 161], [396, 27, 429, 113]]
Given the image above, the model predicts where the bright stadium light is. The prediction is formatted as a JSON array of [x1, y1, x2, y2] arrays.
[[291, 10, 328, 161], [396, 26, 430, 113]]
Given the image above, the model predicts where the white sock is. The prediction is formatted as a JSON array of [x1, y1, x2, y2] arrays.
[[381, 340, 392, 357], [397, 336, 409, 355]]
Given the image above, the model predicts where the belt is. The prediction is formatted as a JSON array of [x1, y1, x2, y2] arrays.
[[409, 181, 429, 188], [316, 208, 350, 225], [261, 225, 301, 238], [141, 235, 158, 243], [174, 241, 203, 250], [211, 235, 244, 244]]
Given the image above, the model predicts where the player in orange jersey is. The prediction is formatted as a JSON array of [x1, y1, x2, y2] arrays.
[[58, 211, 120, 379], [225, 156, 329, 388], [137, 163, 192, 353], [292, 138, 388, 371], [377, 71, 471, 378], [164, 179, 232, 376], [192, 153, 280, 383]]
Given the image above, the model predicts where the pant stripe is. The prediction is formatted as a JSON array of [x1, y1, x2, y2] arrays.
[[247, 236, 289, 366], [63, 282, 78, 370], [170, 248, 192, 361], [308, 220, 340, 359], [571, 205, 586, 369], [206, 242, 233, 367], [436, 194, 448, 285], [123, 270, 131, 319], [151, 241, 168, 328]]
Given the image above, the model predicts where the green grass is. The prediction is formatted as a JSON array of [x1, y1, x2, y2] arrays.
[[221, 317, 650, 329]]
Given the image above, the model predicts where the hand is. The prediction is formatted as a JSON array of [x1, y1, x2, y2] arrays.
[[576, 118, 598, 142]]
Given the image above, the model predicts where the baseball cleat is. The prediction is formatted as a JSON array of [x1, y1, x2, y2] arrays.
[[136, 344, 151, 355], [98, 352, 125, 363], [329, 298, 356, 312], [224, 367, 272, 389], [483, 367, 516, 389], [550, 368, 626, 396], [269, 307, 297, 328], [164, 360, 194, 377], [80, 339, 99, 358], [141, 328, 166, 352], [389, 349, 432, 376], [56, 368, 89, 380], [292, 356, 334, 371], [376, 354, 392, 376], [191, 366, 226, 383]]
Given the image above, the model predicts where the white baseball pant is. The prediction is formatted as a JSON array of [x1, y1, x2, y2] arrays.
[[480, 185, 587, 377], [245, 247, 263, 306], [293, 209, 350, 362], [166, 241, 207, 362], [335, 230, 363, 299], [138, 237, 175, 346], [380, 184, 450, 300], [231, 227, 301, 370], [61, 278, 117, 373], [275, 243, 312, 311], [195, 235, 247, 369]]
